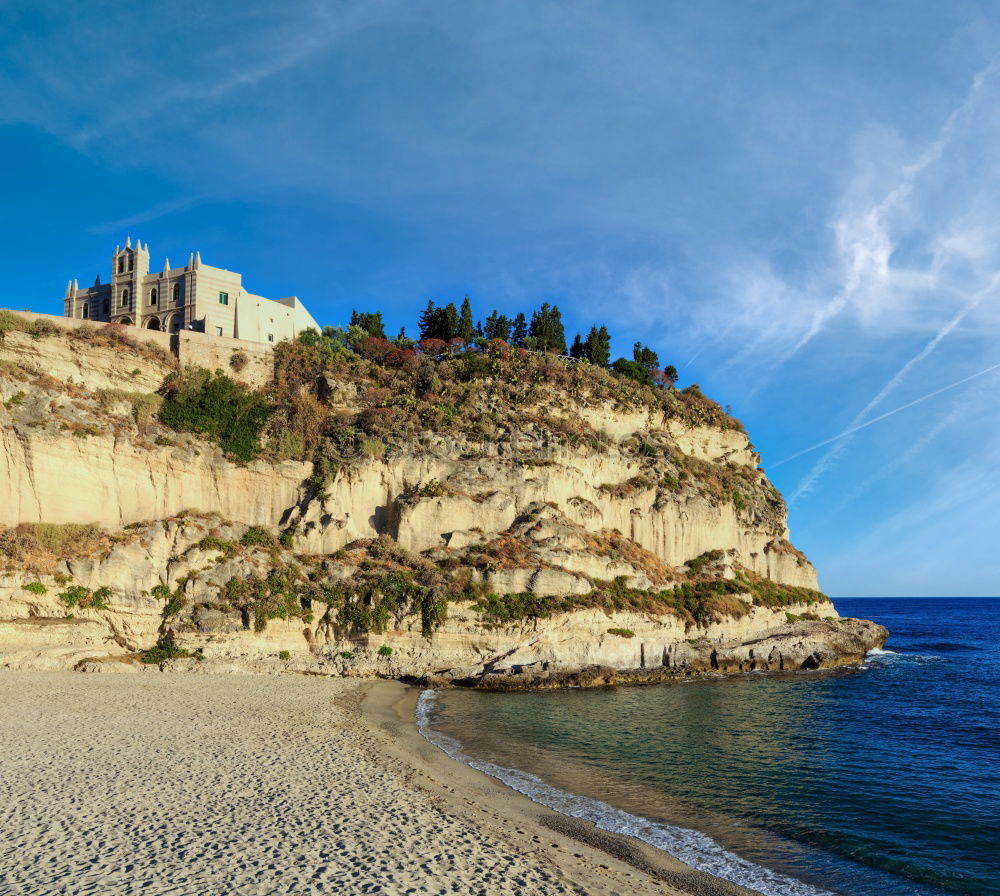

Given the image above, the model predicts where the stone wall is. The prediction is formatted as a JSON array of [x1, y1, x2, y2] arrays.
[[176, 330, 274, 389]]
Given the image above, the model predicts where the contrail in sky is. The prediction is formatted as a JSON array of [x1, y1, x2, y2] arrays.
[[788, 271, 1000, 502], [771, 360, 1000, 468]]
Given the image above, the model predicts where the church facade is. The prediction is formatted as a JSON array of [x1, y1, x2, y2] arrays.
[[61, 238, 319, 345]]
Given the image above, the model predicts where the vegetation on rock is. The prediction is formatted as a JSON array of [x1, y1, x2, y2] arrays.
[[159, 367, 272, 462]]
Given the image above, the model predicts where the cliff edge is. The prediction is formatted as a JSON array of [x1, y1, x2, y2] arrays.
[[0, 313, 886, 684]]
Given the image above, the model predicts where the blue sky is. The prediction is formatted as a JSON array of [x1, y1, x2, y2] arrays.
[[3, 0, 1000, 595]]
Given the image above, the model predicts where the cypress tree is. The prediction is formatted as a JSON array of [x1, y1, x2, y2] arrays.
[[582, 325, 611, 366], [459, 296, 474, 344], [529, 303, 567, 354], [484, 311, 512, 342], [349, 310, 386, 339], [417, 301, 437, 341], [510, 313, 528, 347]]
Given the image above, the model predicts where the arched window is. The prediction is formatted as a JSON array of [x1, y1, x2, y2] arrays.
[[151, 288, 158, 306], [118, 257, 124, 274], [103, 300, 110, 316], [82, 303, 89, 320], [128, 255, 134, 272], [122, 288, 130, 310], [173, 282, 182, 304]]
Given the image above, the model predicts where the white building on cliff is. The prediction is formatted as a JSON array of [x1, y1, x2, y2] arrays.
[[62, 238, 319, 345]]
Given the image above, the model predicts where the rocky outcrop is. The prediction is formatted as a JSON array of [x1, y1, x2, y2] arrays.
[[0, 320, 885, 684], [0, 516, 886, 684]]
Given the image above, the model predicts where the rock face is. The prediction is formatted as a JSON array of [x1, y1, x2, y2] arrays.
[[0, 319, 887, 685]]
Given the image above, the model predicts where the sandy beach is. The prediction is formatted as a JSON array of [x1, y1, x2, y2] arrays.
[[0, 671, 759, 896]]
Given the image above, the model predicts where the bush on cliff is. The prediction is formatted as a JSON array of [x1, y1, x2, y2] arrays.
[[0, 523, 108, 575], [160, 367, 272, 463], [0, 310, 31, 342]]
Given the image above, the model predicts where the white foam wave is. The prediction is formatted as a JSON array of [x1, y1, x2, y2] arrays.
[[865, 647, 943, 665], [416, 690, 838, 896]]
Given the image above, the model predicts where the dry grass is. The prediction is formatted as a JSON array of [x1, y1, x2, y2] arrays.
[[583, 529, 676, 586], [0, 523, 110, 574], [96, 390, 164, 427], [469, 534, 538, 570], [69, 323, 174, 368]]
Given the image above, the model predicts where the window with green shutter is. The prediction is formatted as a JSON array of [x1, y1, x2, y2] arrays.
[[219, 292, 229, 305]]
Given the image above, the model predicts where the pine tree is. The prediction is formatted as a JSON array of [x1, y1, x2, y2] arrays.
[[442, 303, 460, 341], [418, 302, 461, 341], [633, 341, 659, 371], [459, 296, 474, 344], [582, 325, 611, 366], [484, 310, 511, 342], [349, 310, 386, 339], [529, 303, 567, 354], [510, 312, 528, 347], [417, 301, 437, 341], [570, 333, 584, 359]]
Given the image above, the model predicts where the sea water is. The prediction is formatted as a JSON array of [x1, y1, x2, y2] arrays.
[[418, 598, 1000, 895]]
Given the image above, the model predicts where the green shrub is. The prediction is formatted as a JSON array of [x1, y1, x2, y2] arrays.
[[330, 570, 449, 639], [163, 587, 186, 618], [24, 581, 47, 595], [278, 649, 291, 660], [197, 536, 235, 554], [141, 635, 192, 664], [732, 490, 747, 512], [684, 550, 724, 577], [340, 650, 354, 659], [419, 478, 445, 498], [239, 526, 277, 549], [607, 627, 635, 638], [159, 366, 272, 462], [58, 585, 110, 610], [377, 644, 393, 657], [610, 357, 652, 386], [222, 566, 309, 632], [4, 391, 25, 409], [471, 592, 552, 624]]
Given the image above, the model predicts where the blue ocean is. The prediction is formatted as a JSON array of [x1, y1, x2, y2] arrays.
[[419, 598, 1000, 895]]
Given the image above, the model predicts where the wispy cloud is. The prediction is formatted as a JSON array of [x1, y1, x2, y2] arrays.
[[772, 359, 1000, 469], [818, 405, 962, 522], [788, 271, 1000, 502], [89, 195, 214, 235], [784, 54, 1000, 361]]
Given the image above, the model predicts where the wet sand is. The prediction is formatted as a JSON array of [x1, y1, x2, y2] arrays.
[[0, 671, 759, 895]]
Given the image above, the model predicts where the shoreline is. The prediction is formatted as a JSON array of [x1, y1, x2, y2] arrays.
[[364, 679, 764, 896]]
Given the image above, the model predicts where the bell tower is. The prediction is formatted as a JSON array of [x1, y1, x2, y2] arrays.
[[110, 236, 149, 324]]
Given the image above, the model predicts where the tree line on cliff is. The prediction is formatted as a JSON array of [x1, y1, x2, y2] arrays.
[[341, 297, 678, 389]]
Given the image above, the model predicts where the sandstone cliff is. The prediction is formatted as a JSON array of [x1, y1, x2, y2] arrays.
[[0, 315, 886, 683]]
